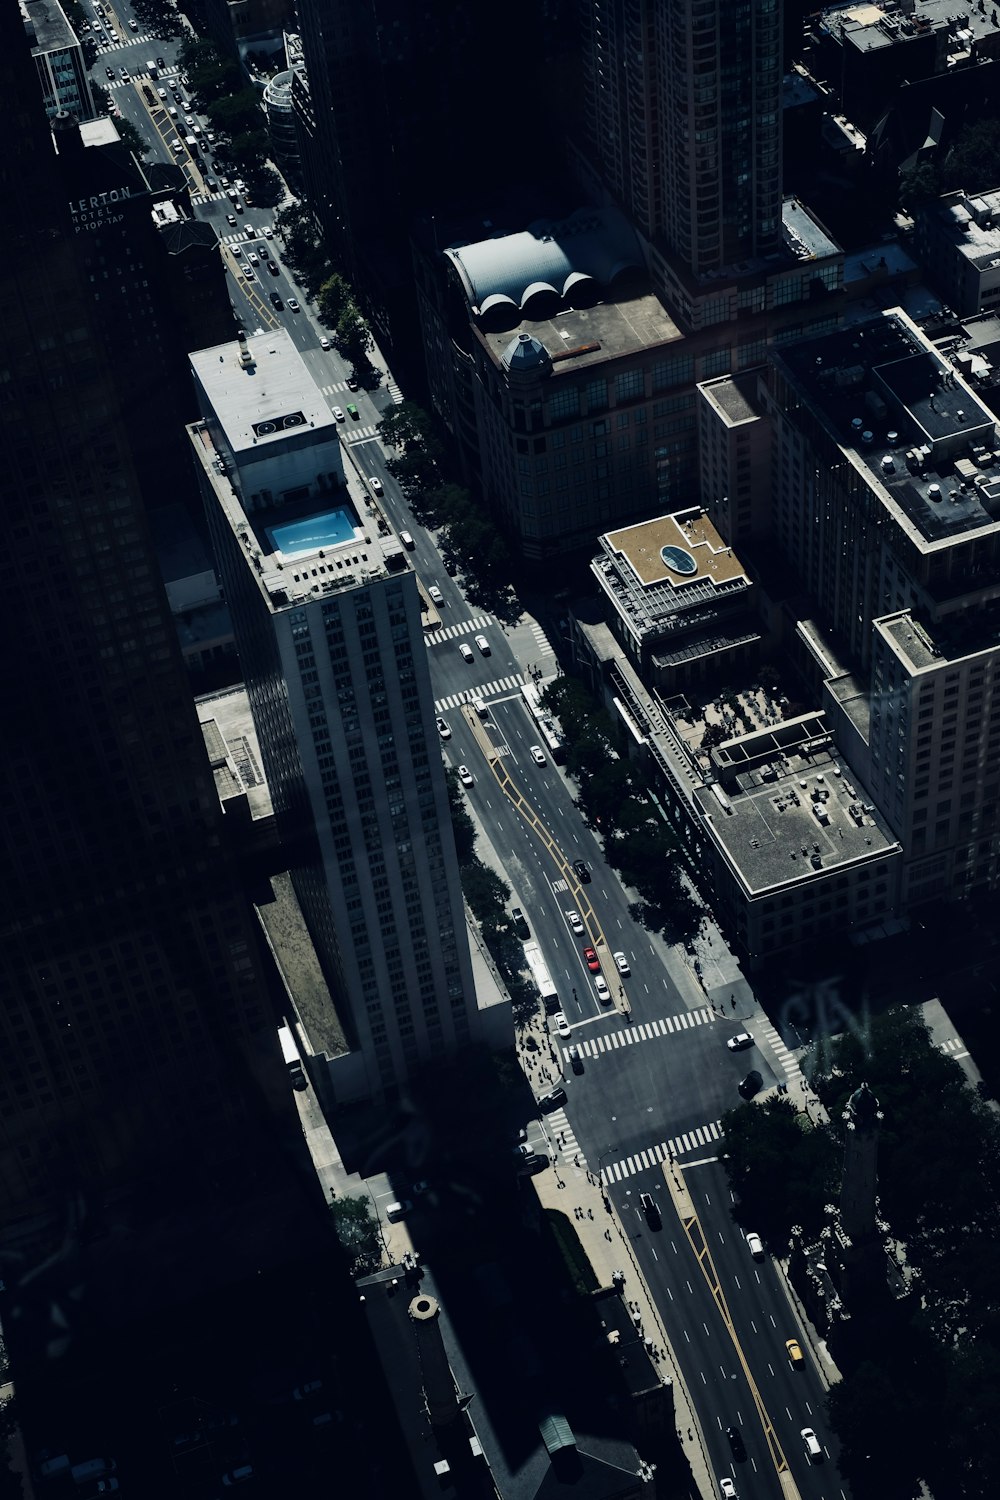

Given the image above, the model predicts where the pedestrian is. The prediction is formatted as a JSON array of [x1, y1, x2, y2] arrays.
[[587, 1208, 593, 1220], [731, 996, 736, 1009]]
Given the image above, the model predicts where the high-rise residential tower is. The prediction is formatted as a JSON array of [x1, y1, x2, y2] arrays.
[[189, 331, 484, 1103], [574, 0, 784, 279], [0, 9, 285, 1233]]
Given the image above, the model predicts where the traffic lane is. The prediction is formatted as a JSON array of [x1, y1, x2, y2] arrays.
[[683, 1164, 838, 1493], [617, 1172, 764, 1491]]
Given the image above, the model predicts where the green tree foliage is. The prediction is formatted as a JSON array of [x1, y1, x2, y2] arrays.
[[177, 38, 241, 105], [460, 862, 511, 925], [444, 768, 476, 865], [329, 1195, 383, 1277], [115, 118, 149, 159], [316, 273, 352, 329], [826, 1361, 926, 1500], [333, 304, 374, 370], [898, 160, 941, 212], [274, 203, 332, 297], [939, 118, 1000, 196], [720, 1094, 837, 1244]]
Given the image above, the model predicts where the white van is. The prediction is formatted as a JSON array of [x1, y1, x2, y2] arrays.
[[385, 1200, 412, 1222], [146, 60, 157, 79]]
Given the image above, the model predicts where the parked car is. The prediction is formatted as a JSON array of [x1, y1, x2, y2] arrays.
[[320, 335, 331, 349], [510, 907, 530, 940], [745, 1232, 764, 1259], [368, 476, 383, 493]]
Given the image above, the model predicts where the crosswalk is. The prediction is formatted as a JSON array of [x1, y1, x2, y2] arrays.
[[425, 614, 493, 646], [386, 376, 404, 405], [96, 34, 162, 56], [435, 674, 525, 713], [544, 1107, 583, 1164], [757, 1019, 804, 1087], [940, 1036, 969, 1060], [600, 1121, 723, 1184], [529, 620, 555, 658], [563, 1006, 715, 1062]]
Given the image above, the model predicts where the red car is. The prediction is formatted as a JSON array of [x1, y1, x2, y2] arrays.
[[583, 946, 600, 972]]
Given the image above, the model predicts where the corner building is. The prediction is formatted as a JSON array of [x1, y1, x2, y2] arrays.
[[189, 333, 480, 1103]]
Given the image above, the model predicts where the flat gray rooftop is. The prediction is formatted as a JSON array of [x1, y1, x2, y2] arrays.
[[24, 0, 75, 51], [694, 727, 899, 896], [480, 289, 683, 374], [776, 309, 1000, 547], [816, 0, 1000, 53]]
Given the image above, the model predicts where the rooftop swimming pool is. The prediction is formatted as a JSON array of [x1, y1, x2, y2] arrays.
[[267, 506, 357, 558]]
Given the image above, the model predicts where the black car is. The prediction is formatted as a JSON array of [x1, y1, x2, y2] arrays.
[[572, 859, 591, 883], [517, 1153, 548, 1175], [510, 907, 530, 940], [270, 292, 283, 310], [105, 65, 115, 78], [443, 557, 458, 576], [156, 56, 165, 67], [345, 375, 360, 391], [738, 1070, 763, 1100], [639, 1191, 661, 1228], [538, 1087, 567, 1113], [726, 1427, 747, 1463]]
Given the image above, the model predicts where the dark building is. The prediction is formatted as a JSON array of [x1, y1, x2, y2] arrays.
[[0, 1, 284, 1246], [570, 0, 783, 297], [53, 113, 234, 514], [293, 0, 556, 352]]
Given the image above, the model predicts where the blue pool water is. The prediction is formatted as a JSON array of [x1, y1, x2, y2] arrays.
[[267, 506, 356, 557]]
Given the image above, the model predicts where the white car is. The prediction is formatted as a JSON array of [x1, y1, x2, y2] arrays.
[[475, 633, 490, 655], [244, 223, 256, 237], [458, 765, 474, 786], [595, 975, 610, 1002], [565, 910, 584, 934], [428, 585, 444, 605], [248, 252, 259, 265], [320, 336, 331, 350], [128, 15, 137, 27], [369, 476, 383, 493], [157, 87, 167, 99], [332, 406, 345, 422], [529, 745, 546, 766], [435, 717, 451, 740], [801, 1428, 822, 1462], [720, 1480, 737, 1500], [262, 225, 273, 238], [459, 642, 474, 663], [613, 951, 631, 976], [554, 1011, 571, 1039], [746, 1232, 764, 1259], [727, 1032, 754, 1051]]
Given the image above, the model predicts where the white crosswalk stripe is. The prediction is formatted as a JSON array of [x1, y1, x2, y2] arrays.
[[544, 1107, 581, 1162], [757, 1020, 805, 1086], [343, 424, 379, 443], [600, 1120, 723, 1183], [939, 1037, 969, 1059], [425, 615, 493, 646], [565, 1007, 715, 1062], [435, 674, 525, 712], [321, 381, 354, 397], [530, 621, 555, 657], [386, 377, 404, 405]]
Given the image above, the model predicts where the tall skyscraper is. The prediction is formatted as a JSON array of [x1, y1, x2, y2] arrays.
[[574, 0, 783, 278], [0, 9, 283, 1233], [189, 331, 483, 1103]]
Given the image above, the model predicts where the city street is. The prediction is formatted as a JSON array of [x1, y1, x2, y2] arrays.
[[92, 31, 848, 1496]]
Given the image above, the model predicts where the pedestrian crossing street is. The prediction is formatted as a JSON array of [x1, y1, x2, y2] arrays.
[[563, 1005, 715, 1063], [600, 1121, 724, 1185], [435, 673, 525, 714], [425, 614, 492, 647], [544, 1108, 582, 1164]]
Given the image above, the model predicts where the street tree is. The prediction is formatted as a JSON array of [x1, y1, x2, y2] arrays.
[[329, 1195, 383, 1277], [333, 304, 374, 370], [719, 1093, 837, 1244], [316, 273, 351, 329]]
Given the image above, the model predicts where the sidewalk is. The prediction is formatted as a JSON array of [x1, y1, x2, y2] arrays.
[[531, 1148, 714, 1500]]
